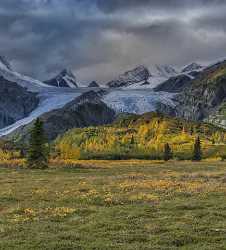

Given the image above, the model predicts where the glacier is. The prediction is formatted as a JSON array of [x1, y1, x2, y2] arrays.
[[0, 87, 176, 136], [103, 89, 176, 114]]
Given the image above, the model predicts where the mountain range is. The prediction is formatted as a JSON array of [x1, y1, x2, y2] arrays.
[[0, 55, 226, 143]]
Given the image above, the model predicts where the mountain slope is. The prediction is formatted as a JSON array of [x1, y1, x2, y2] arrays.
[[154, 74, 192, 93], [54, 112, 226, 160], [175, 60, 226, 121], [0, 76, 39, 128], [44, 69, 78, 88]]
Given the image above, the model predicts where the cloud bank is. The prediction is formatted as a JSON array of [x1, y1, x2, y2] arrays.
[[0, 0, 226, 84]]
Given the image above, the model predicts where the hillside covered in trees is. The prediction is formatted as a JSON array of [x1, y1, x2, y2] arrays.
[[54, 112, 226, 160]]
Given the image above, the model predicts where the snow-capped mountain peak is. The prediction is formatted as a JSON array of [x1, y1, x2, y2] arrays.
[[107, 65, 150, 88], [181, 62, 203, 73], [44, 69, 78, 88]]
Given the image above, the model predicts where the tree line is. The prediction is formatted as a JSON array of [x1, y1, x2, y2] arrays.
[[26, 119, 203, 169]]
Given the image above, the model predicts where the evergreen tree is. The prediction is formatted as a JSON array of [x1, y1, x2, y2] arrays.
[[192, 136, 202, 161], [27, 118, 49, 169], [190, 126, 194, 135], [163, 143, 172, 161], [131, 135, 135, 145]]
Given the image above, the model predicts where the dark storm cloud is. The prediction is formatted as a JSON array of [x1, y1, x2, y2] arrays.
[[0, 0, 226, 84]]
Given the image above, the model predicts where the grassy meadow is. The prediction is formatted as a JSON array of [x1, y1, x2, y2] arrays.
[[1, 160, 226, 249]]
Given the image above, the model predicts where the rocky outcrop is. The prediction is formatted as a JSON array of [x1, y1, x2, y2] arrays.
[[175, 60, 226, 121], [44, 69, 78, 88], [0, 76, 39, 128], [8, 91, 116, 141], [154, 74, 192, 93], [107, 66, 150, 88]]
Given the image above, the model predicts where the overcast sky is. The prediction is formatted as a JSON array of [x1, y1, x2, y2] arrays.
[[0, 0, 226, 84]]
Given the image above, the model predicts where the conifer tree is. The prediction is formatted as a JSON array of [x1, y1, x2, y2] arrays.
[[131, 135, 135, 145], [192, 136, 202, 161], [27, 118, 49, 169], [163, 143, 172, 161]]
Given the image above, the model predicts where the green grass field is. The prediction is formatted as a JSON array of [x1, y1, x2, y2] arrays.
[[1, 160, 226, 249]]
